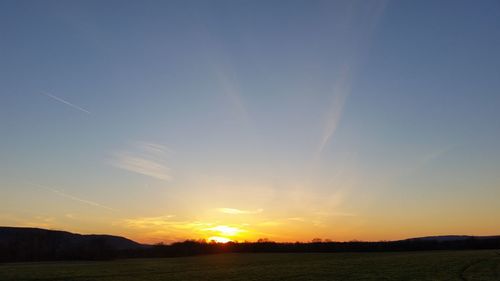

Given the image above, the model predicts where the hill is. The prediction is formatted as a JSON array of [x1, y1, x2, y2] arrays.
[[405, 235, 500, 242], [0, 226, 145, 262]]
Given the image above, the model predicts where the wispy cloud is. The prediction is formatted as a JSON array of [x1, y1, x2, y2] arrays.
[[217, 208, 263, 215], [122, 215, 178, 228], [421, 145, 454, 165], [287, 217, 305, 222], [41, 92, 91, 114], [110, 141, 172, 181], [112, 153, 171, 181], [317, 65, 352, 154], [403, 145, 455, 176], [197, 28, 250, 124], [28, 182, 116, 211], [257, 221, 283, 227], [214, 67, 250, 123], [316, 2, 387, 155], [314, 211, 356, 217]]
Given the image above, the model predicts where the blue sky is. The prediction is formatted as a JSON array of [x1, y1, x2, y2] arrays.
[[1, 0, 500, 242]]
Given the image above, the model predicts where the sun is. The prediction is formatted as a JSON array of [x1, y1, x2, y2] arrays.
[[203, 225, 245, 242], [208, 236, 232, 243]]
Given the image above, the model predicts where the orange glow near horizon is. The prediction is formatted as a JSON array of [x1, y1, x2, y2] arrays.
[[204, 225, 242, 237], [13, 201, 500, 246], [208, 236, 232, 243], [203, 225, 244, 242]]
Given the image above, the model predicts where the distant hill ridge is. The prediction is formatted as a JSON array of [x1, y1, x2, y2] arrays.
[[0, 226, 144, 250], [404, 235, 500, 242], [0, 226, 146, 262]]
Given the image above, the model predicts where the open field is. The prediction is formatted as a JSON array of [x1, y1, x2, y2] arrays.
[[1, 250, 499, 281]]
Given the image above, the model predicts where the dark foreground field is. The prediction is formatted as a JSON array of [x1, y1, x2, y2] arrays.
[[1, 250, 499, 281]]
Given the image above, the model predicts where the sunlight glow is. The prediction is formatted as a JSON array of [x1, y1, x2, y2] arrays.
[[204, 225, 242, 237], [208, 236, 232, 243]]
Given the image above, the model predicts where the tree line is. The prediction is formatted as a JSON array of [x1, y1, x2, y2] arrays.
[[2, 232, 500, 262], [128, 237, 500, 259]]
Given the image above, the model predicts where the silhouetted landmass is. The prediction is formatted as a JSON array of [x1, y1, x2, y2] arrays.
[[406, 235, 500, 242], [1, 226, 500, 262], [0, 227, 145, 262]]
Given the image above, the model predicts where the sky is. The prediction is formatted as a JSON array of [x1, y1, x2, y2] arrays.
[[1, 0, 500, 244]]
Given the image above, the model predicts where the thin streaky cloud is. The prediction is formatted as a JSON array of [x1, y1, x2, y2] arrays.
[[197, 27, 251, 125], [110, 142, 172, 181], [402, 145, 456, 177], [214, 67, 249, 123], [316, 2, 388, 156], [314, 211, 357, 217], [41, 92, 91, 114], [317, 69, 351, 154], [217, 208, 263, 215], [27, 182, 116, 211], [287, 217, 305, 222], [139, 142, 171, 155], [111, 153, 172, 181]]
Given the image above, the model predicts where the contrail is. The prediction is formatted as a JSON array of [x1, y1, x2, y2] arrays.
[[41, 92, 91, 114], [27, 182, 116, 212], [316, 1, 387, 156]]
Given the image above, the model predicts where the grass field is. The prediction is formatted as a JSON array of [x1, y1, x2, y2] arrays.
[[1, 250, 499, 281]]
